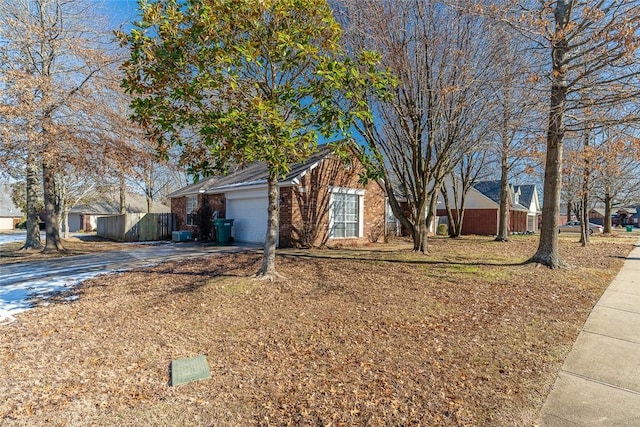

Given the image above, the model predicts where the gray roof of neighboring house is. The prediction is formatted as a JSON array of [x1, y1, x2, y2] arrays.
[[473, 180, 502, 204], [473, 180, 529, 211], [514, 184, 538, 211], [0, 183, 23, 218], [70, 192, 170, 215], [167, 144, 335, 198]]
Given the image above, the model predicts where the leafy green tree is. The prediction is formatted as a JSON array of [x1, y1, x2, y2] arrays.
[[119, 0, 385, 279]]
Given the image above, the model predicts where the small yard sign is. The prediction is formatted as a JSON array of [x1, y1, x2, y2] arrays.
[[170, 355, 211, 386]]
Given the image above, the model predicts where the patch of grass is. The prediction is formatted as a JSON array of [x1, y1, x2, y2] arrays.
[[213, 277, 259, 295], [0, 236, 147, 265]]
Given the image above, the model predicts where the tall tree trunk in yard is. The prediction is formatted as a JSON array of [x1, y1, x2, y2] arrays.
[[529, 1, 571, 268], [416, 198, 430, 253], [495, 88, 511, 242], [496, 157, 510, 242], [441, 187, 456, 237], [23, 151, 43, 250], [42, 158, 64, 252], [604, 192, 612, 233], [580, 129, 590, 246], [119, 173, 126, 214], [257, 169, 282, 280]]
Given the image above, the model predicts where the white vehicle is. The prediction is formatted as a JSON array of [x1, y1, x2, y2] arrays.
[[558, 221, 603, 235]]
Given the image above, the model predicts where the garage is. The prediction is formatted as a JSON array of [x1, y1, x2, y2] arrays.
[[0, 217, 15, 230], [225, 189, 270, 244]]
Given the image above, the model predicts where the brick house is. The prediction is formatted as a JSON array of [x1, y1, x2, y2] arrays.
[[167, 145, 386, 247], [437, 179, 540, 235]]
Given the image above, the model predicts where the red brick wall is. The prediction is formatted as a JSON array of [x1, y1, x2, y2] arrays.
[[281, 155, 386, 248], [437, 208, 534, 235], [278, 187, 294, 247], [436, 209, 500, 235], [510, 210, 528, 233], [171, 193, 226, 238]]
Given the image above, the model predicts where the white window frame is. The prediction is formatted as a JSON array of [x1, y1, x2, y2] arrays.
[[186, 195, 198, 226], [328, 186, 365, 239]]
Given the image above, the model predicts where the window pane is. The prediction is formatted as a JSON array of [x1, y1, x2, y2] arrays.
[[331, 192, 359, 238], [345, 223, 357, 237]]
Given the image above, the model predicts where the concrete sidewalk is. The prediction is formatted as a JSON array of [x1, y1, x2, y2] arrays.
[[539, 240, 640, 426]]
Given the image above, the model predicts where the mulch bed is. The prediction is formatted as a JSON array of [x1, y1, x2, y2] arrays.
[[0, 234, 634, 426]]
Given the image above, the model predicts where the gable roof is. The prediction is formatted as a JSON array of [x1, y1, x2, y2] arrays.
[[70, 191, 170, 215], [513, 184, 540, 212], [472, 180, 529, 212], [168, 144, 335, 198], [0, 183, 23, 218], [472, 180, 501, 204]]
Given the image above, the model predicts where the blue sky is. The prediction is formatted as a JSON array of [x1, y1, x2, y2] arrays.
[[93, 0, 140, 29]]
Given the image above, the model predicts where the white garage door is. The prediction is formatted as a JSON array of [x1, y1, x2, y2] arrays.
[[225, 193, 269, 244], [0, 217, 14, 231]]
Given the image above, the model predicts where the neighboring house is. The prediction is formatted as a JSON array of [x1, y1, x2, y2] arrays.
[[590, 206, 639, 227], [389, 194, 439, 237], [437, 179, 540, 235], [167, 145, 386, 247], [615, 207, 638, 227], [589, 207, 606, 225], [66, 192, 171, 232], [513, 184, 542, 232], [0, 182, 23, 230]]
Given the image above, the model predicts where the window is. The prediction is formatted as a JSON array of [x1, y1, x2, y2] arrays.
[[186, 195, 198, 226], [329, 187, 364, 239]]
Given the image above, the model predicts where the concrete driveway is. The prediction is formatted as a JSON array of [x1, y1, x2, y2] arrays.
[[0, 241, 259, 324]]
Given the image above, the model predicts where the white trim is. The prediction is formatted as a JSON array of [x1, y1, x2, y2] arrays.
[[328, 186, 365, 196], [358, 194, 364, 238], [186, 195, 198, 226], [328, 187, 364, 239]]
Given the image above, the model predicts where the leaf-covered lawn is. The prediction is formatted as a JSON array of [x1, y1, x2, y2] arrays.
[[0, 235, 147, 265], [0, 234, 635, 426]]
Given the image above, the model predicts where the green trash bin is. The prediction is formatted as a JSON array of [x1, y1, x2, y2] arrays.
[[626, 225, 633, 232], [214, 219, 234, 244]]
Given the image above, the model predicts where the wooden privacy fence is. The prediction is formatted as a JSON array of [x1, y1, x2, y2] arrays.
[[97, 213, 176, 242]]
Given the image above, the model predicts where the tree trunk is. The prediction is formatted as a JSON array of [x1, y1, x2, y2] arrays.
[[63, 207, 70, 239], [441, 187, 456, 237], [580, 130, 590, 246], [23, 152, 43, 250], [119, 174, 126, 214], [42, 159, 65, 252], [580, 190, 589, 246], [604, 192, 612, 233], [256, 168, 281, 280], [415, 208, 428, 253], [529, 1, 570, 268], [495, 151, 510, 242], [58, 179, 68, 239], [495, 92, 511, 242]]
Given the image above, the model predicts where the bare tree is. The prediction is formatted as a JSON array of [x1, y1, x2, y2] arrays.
[[484, 23, 544, 242], [338, 0, 496, 252], [0, 0, 121, 252], [592, 127, 640, 233], [516, 1, 640, 267]]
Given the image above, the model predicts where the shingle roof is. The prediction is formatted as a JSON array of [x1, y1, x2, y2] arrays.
[[514, 184, 537, 210], [168, 144, 335, 197], [70, 192, 170, 215], [473, 180, 530, 212], [472, 180, 502, 204], [0, 183, 23, 218]]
